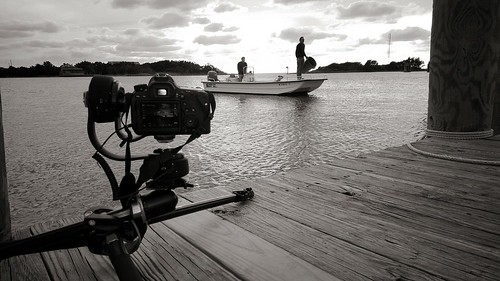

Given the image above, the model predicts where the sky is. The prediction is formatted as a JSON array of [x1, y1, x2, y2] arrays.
[[0, 0, 433, 73]]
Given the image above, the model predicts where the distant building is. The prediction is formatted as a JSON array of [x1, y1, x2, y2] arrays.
[[59, 64, 85, 76]]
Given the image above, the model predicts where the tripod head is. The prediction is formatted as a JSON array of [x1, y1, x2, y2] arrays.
[[81, 73, 216, 259], [0, 74, 253, 281], [83, 74, 216, 207]]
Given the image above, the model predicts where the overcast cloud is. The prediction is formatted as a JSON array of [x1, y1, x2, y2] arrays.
[[1, 0, 432, 73]]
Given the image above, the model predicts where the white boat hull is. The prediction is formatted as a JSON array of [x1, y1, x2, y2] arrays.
[[201, 78, 327, 95]]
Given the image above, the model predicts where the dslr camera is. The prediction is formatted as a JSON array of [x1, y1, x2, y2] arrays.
[[84, 73, 214, 138]]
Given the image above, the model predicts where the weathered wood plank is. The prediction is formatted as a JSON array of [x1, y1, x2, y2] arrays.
[[163, 200, 339, 281], [338, 152, 500, 200], [76, 248, 118, 281], [180, 188, 442, 281], [421, 138, 500, 155], [384, 143, 500, 172], [139, 221, 240, 281], [286, 164, 500, 256], [0, 259, 9, 281], [290, 164, 500, 234], [371, 144, 500, 179], [31, 220, 98, 281], [0, 92, 11, 243], [29, 217, 241, 281], [289, 160, 498, 214], [9, 228, 51, 281], [194, 165, 500, 281], [4, 137, 500, 281], [257, 179, 499, 281], [56, 218, 118, 281]]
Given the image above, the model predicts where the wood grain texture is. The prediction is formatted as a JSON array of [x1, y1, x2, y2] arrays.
[[180, 138, 500, 281], [31, 220, 98, 281], [9, 228, 51, 281], [180, 188, 441, 281], [0, 92, 11, 242], [0, 259, 9, 281], [163, 201, 339, 281], [3, 137, 500, 280], [136, 220, 241, 281], [428, 0, 500, 132], [492, 67, 500, 134]]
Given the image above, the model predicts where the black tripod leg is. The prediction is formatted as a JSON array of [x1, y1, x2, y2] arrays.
[[106, 234, 143, 281], [147, 188, 254, 224], [0, 221, 89, 260]]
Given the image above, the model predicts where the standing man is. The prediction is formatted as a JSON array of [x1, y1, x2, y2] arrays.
[[295, 37, 307, 80], [237, 57, 247, 81]]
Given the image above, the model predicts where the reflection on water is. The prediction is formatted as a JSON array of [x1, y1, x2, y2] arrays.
[[0, 72, 428, 229]]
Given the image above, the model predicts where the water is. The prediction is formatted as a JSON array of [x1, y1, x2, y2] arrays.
[[0, 72, 428, 230]]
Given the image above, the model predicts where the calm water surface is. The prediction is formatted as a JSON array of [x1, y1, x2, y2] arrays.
[[0, 72, 428, 229]]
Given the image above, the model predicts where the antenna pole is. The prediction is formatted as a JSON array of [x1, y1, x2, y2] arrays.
[[388, 33, 391, 60]]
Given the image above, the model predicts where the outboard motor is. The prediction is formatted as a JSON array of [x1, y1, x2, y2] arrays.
[[207, 71, 218, 81]]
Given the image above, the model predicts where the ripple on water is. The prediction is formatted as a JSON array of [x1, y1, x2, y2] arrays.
[[1, 73, 428, 229]]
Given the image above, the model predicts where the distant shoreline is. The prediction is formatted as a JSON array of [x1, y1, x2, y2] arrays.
[[1, 57, 427, 78], [1, 69, 430, 79]]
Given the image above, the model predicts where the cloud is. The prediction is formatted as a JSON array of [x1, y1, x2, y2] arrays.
[[0, 30, 32, 38], [115, 42, 181, 53], [204, 23, 224, 32], [273, 0, 330, 4], [142, 13, 191, 29], [276, 27, 346, 43], [148, 0, 204, 10], [0, 20, 63, 38], [26, 40, 65, 48], [193, 17, 211, 25], [110, 0, 143, 9], [193, 35, 241, 45], [204, 23, 239, 32], [79, 29, 181, 60], [123, 29, 141, 36], [126, 35, 177, 48], [87, 31, 178, 49], [407, 0, 432, 11], [87, 33, 125, 45], [356, 26, 430, 46], [386, 26, 430, 41], [214, 2, 240, 13], [223, 26, 239, 32], [3, 38, 90, 51], [336, 1, 401, 22], [111, 0, 207, 11], [66, 39, 93, 48]]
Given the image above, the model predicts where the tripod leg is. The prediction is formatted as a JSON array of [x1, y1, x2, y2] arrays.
[[147, 188, 254, 224], [106, 234, 143, 281], [0, 222, 89, 260]]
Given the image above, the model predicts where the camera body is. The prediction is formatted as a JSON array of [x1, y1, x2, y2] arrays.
[[130, 74, 212, 136], [85, 73, 213, 137]]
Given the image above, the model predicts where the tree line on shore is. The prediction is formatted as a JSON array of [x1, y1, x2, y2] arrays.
[[0, 60, 225, 77], [0, 57, 425, 77], [313, 57, 425, 73]]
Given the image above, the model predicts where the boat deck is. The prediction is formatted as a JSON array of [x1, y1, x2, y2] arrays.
[[1, 136, 500, 280]]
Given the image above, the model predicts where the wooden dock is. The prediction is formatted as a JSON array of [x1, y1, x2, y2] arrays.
[[1, 136, 499, 281]]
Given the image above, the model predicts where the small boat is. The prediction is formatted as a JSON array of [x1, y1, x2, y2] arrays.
[[201, 68, 327, 96]]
